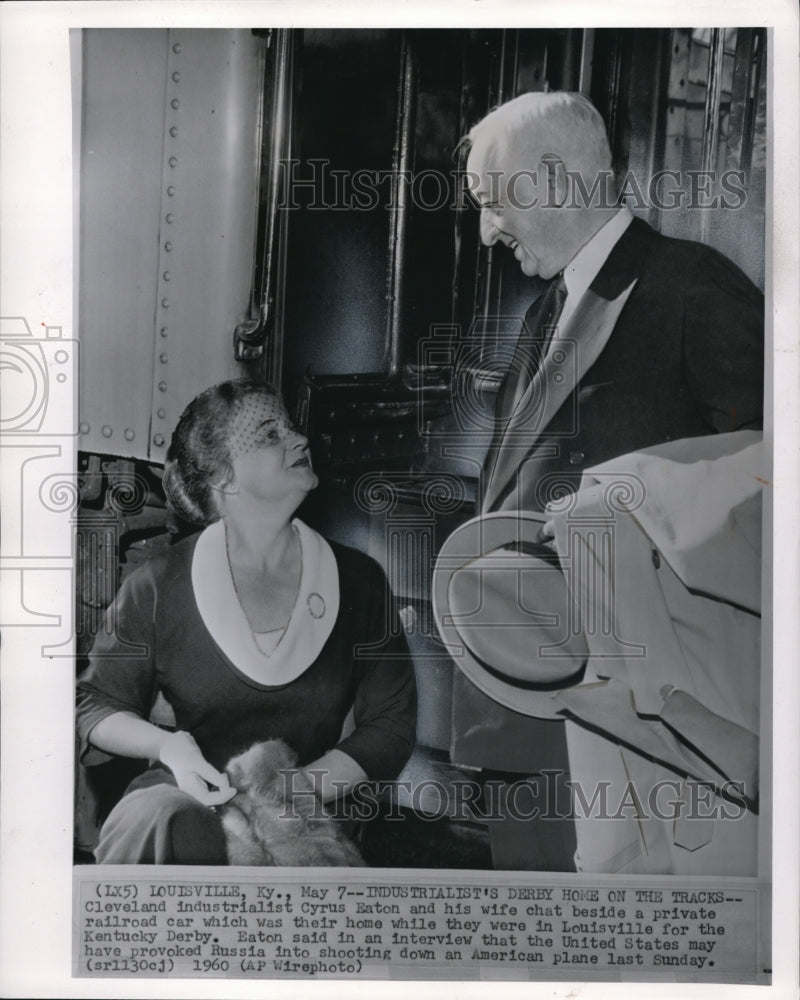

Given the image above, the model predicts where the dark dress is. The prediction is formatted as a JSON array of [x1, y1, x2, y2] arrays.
[[77, 533, 417, 864]]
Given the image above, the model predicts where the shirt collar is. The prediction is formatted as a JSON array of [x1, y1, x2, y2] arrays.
[[562, 207, 634, 305]]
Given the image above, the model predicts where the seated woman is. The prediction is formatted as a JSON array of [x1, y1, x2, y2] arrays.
[[77, 378, 417, 864]]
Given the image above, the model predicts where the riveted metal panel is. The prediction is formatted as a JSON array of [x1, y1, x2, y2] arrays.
[[78, 29, 168, 456], [78, 29, 264, 461], [148, 29, 264, 460]]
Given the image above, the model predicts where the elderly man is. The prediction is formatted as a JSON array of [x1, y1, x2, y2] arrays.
[[449, 91, 764, 871]]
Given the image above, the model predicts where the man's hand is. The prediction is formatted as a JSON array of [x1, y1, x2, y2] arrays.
[[158, 730, 236, 807], [536, 518, 556, 548]]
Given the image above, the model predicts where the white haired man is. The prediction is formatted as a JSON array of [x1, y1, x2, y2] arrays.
[[449, 91, 764, 872]]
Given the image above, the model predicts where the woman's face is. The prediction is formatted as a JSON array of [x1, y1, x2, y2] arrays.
[[225, 393, 318, 506]]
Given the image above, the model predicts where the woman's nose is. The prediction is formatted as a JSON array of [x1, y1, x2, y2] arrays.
[[288, 426, 308, 448]]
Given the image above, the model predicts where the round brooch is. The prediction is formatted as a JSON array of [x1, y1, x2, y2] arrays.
[[306, 592, 326, 619]]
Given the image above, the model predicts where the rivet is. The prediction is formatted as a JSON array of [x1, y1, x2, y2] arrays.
[[79, 422, 90, 434], [154, 433, 166, 447], [163, 271, 171, 281], [165, 213, 174, 224], [157, 408, 167, 419], [168, 156, 177, 168], [171, 98, 180, 110], [161, 298, 169, 308], [160, 352, 168, 364], [164, 241, 173, 251], [159, 381, 167, 392], [169, 126, 178, 137], [160, 327, 168, 337], [55, 349, 69, 364], [172, 43, 182, 54], [167, 186, 176, 197], [124, 428, 135, 442], [101, 425, 113, 438], [57, 373, 67, 383], [172, 71, 180, 83]]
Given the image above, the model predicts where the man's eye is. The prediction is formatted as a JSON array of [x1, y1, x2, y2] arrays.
[[481, 202, 503, 216]]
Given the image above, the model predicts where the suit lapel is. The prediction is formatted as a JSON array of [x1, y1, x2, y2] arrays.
[[482, 279, 638, 511]]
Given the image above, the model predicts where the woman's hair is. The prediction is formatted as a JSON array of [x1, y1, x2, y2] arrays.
[[162, 378, 281, 525]]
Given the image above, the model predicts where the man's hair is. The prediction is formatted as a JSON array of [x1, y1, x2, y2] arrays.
[[466, 91, 613, 178], [162, 378, 282, 525]]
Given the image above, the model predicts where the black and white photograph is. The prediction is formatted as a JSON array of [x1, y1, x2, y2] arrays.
[[1, 2, 798, 997]]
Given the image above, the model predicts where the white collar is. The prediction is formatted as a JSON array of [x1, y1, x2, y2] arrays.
[[559, 207, 634, 327], [191, 518, 339, 686]]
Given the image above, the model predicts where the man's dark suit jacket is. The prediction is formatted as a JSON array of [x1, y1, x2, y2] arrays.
[[481, 215, 764, 512], [451, 215, 764, 870]]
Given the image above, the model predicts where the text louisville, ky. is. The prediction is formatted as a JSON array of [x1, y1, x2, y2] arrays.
[[76, 875, 759, 979]]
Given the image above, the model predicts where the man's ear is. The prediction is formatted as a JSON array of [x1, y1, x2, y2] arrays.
[[541, 155, 568, 208]]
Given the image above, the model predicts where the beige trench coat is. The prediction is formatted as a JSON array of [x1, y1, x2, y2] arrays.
[[547, 431, 762, 875]]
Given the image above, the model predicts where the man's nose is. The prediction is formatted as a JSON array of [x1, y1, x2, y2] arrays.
[[479, 208, 501, 246]]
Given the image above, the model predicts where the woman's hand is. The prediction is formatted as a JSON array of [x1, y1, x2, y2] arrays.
[[158, 730, 236, 807], [305, 748, 368, 803], [88, 712, 236, 808]]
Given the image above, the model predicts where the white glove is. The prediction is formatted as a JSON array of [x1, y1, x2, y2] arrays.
[[158, 730, 236, 806]]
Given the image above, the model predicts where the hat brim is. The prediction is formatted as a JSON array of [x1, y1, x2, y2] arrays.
[[433, 510, 586, 720]]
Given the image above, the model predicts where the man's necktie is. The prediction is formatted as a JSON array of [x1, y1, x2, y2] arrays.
[[495, 271, 568, 427], [526, 270, 568, 366], [481, 272, 568, 510]]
